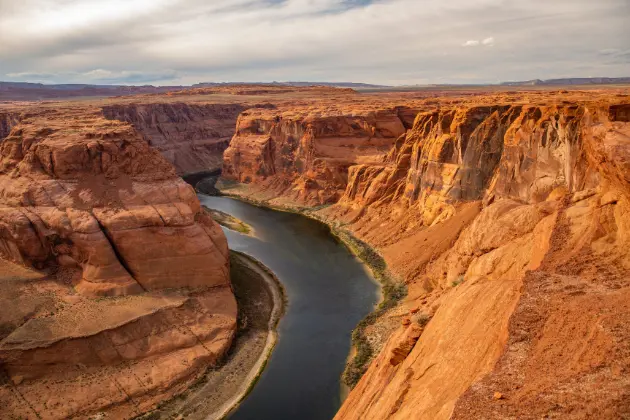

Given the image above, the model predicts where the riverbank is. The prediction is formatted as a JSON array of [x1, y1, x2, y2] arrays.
[[136, 251, 284, 420], [215, 180, 406, 388]]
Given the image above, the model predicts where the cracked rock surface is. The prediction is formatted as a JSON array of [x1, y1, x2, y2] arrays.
[[0, 106, 236, 419]]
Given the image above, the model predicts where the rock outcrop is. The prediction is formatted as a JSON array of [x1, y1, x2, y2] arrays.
[[102, 103, 246, 175], [2, 87, 628, 419], [335, 101, 630, 420], [0, 106, 236, 419], [222, 107, 417, 205], [220, 93, 630, 419], [0, 111, 20, 140]]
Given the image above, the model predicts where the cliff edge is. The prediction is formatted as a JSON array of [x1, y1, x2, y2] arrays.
[[0, 105, 236, 419], [221, 90, 630, 419]]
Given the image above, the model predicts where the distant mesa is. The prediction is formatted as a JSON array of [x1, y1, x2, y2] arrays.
[[500, 76, 630, 86], [192, 81, 391, 89], [1, 77, 629, 101], [0, 81, 183, 100]]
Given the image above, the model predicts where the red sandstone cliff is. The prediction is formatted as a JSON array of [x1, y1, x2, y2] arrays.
[[222, 106, 417, 205], [221, 93, 630, 419], [0, 111, 20, 140], [102, 103, 246, 175], [0, 106, 236, 419], [2, 88, 628, 419]]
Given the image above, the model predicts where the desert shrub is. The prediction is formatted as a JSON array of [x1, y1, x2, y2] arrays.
[[451, 275, 465, 287], [333, 228, 407, 387]]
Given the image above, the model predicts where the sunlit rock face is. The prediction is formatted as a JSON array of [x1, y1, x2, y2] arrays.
[[222, 107, 416, 205], [222, 93, 630, 420], [0, 106, 236, 419], [334, 101, 630, 420]]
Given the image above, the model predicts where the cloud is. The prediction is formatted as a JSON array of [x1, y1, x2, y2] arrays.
[[5, 72, 58, 82], [6, 69, 180, 84], [0, 0, 628, 85], [598, 48, 630, 63], [83, 69, 181, 84], [463, 37, 494, 47]]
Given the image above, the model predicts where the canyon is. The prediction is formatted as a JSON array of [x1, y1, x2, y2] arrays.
[[220, 88, 630, 419], [101, 103, 246, 175], [1, 85, 629, 419], [0, 104, 236, 418]]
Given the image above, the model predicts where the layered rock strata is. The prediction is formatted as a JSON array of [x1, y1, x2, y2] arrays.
[[102, 103, 246, 175], [0, 111, 20, 139], [222, 106, 417, 205], [0, 107, 236, 419], [222, 95, 630, 419]]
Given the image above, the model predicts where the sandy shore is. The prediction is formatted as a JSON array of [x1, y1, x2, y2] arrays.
[[136, 251, 284, 420], [208, 252, 284, 419]]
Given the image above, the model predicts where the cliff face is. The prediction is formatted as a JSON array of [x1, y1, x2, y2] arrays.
[[221, 96, 630, 419], [335, 102, 630, 420], [0, 111, 20, 139], [0, 107, 236, 419], [102, 103, 246, 175], [222, 107, 416, 205]]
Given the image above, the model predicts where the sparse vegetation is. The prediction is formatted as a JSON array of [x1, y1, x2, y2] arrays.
[[416, 313, 431, 327], [452, 275, 465, 287], [330, 228, 407, 387], [215, 189, 408, 388]]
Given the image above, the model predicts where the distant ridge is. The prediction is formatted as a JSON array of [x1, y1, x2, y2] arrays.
[[2, 77, 629, 101], [0, 82, 183, 100], [192, 81, 391, 89], [500, 77, 630, 86]]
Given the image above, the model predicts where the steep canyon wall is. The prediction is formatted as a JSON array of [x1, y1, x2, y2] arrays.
[[102, 103, 246, 175], [222, 97, 630, 419], [0, 111, 20, 140], [0, 107, 236, 419], [222, 106, 417, 205]]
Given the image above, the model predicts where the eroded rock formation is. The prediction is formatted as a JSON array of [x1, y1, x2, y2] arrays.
[[2, 86, 628, 419], [223, 106, 416, 205], [221, 93, 630, 419], [102, 103, 246, 175], [0, 106, 236, 419], [0, 111, 20, 140]]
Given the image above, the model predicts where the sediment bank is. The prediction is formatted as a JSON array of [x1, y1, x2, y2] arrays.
[[136, 251, 284, 420]]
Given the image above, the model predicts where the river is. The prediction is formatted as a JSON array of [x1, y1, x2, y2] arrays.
[[198, 195, 378, 420]]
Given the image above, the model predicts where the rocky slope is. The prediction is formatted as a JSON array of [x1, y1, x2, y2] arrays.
[[0, 106, 236, 419], [102, 103, 246, 175], [221, 91, 630, 419]]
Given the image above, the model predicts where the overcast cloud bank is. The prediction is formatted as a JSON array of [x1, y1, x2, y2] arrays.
[[0, 0, 628, 85]]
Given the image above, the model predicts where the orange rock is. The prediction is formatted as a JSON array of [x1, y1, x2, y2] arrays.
[[102, 103, 245, 175], [218, 90, 630, 420], [3, 87, 630, 420], [0, 107, 236, 419], [389, 323, 424, 366], [222, 107, 414, 206]]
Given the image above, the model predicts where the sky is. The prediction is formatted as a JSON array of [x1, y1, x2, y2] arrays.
[[0, 0, 628, 86]]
